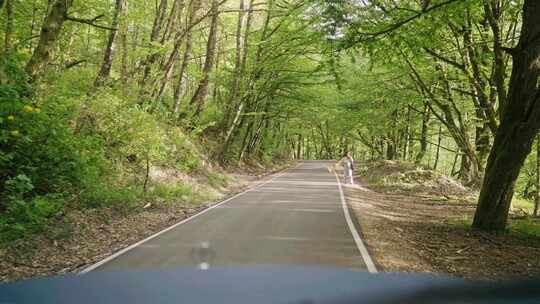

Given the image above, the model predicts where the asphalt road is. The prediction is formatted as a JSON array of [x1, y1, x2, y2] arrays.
[[84, 161, 372, 272]]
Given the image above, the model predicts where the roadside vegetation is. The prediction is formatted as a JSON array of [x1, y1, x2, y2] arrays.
[[0, 0, 306, 245]]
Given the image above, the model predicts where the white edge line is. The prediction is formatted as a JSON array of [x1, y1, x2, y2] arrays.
[[79, 164, 299, 274], [334, 171, 378, 274]]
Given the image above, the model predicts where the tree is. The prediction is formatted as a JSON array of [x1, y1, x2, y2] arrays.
[[25, 0, 73, 82], [3, 0, 12, 53], [535, 134, 540, 217], [190, 0, 220, 117], [473, 0, 540, 231], [172, 0, 200, 114], [94, 0, 125, 87]]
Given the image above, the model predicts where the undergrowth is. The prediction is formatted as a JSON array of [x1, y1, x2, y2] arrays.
[[0, 56, 231, 243]]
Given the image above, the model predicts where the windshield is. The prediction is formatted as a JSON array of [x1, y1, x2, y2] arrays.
[[1, 0, 539, 297]]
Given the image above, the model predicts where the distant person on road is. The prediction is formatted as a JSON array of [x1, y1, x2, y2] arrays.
[[335, 152, 355, 185]]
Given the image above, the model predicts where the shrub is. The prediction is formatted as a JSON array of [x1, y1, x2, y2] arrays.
[[0, 59, 89, 204], [0, 57, 112, 240], [0, 174, 64, 241]]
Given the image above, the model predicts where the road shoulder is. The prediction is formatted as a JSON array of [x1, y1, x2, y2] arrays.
[[344, 161, 540, 280]]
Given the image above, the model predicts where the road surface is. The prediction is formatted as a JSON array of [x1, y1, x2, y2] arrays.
[[82, 161, 375, 273]]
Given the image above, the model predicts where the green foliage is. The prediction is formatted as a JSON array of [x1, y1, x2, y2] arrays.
[[0, 60, 87, 199], [515, 148, 537, 202], [0, 59, 111, 240], [511, 196, 535, 214], [206, 171, 229, 189], [510, 219, 540, 238], [0, 185, 65, 242], [0, 0, 348, 243], [149, 183, 194, 205]]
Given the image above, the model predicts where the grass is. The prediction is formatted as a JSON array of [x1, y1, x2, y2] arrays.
[[206, 171, 230, 189], [447, 216, 472, 229], [447, 214, 540, 239], [511, 196, 535, 214], [149, 183, 194, 204], [509, 218, 540, 238]]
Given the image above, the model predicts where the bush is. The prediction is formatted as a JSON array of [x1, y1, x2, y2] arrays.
[[0, 58, 229, 242], [150, 183, 194, 205], [0, 57, 112, 240], [0, 174, 64, 241], [0, 59, 90, 203]]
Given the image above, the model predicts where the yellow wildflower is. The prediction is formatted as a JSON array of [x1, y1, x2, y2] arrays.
[[23, 105, 34, 113], [34, 108, 41, 113], [7, 115, 14, 121]]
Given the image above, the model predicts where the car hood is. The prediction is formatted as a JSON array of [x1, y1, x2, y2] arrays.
[[0, 265, 537, 304]]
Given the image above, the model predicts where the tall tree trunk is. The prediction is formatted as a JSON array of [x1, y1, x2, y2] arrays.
[[94, 0, 124, 87], [535, 134, 540, 217], [25, 0, 73, 83], [29, 0, 38, 50], [218, 0, 254, 162], [450, 153, 459, 177], [3, 0, 12, 53], [138, 0, 169, 99], [227, 0, 246, 113], [483, 0, 507, 120], [404, 105, 411, 160], [161, 0, 183, 43], [171, 34, 192, 113], [472, 1, 540, 231], [224, 0, 273, 153], [415, 104, 430, 164], [171, 0, 200, 114], [120, 1, 129, 95], [433, 124, 442, 170], [190, 0, 219, 117], [475, 119, 491, 168], [151, 0, 187, 106], [461, 16, 499, 135], [386, 139, 396, 160], [151, 0, 169, 42], [407, 59, 482, 185], [238, 120, 255, 162]]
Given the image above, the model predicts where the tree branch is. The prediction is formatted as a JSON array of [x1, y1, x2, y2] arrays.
[[346, 0, 464, 47], [409, 137, 460, 153], [65, 14, 117, 31], [65, 59, 87, 69], [423, 47, 465, 70], [501, 46, 516, 56]]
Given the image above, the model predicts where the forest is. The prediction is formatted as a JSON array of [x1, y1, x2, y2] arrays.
[[1, 0, 540, 260]]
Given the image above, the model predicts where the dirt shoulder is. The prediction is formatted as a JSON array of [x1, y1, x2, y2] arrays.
[[0, 164, 289, 283], [346, 160, 540, 280]]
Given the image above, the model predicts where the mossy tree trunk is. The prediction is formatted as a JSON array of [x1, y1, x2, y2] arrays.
[[535, 134, 540, 217], [25, 0, 73, 82], [472, 0, 540, 231], [94, 0, 124, 87]]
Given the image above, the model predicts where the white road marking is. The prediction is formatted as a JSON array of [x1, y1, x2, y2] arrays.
[[79, 165, 298, 274], [334, 172, 378, 274], [198, 262, 210, 270], [138, 244, 160, 248]]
